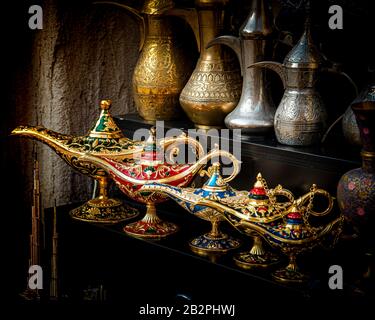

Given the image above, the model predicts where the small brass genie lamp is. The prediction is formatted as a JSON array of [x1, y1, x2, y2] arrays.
[[201, 184, 342, 283], [11, 100, 144, 223], [80, 128, 239, 239], [142, 162, 242, 255], [143, 172, 294, 268]]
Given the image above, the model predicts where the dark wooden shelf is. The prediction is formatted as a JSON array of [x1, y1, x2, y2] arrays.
[[36, 201, 374, 311]]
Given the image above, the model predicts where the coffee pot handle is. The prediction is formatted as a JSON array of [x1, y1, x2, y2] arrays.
[[164, 7, 200, 52], [320, 63, 359, 143], [93, 2, 146, 51]]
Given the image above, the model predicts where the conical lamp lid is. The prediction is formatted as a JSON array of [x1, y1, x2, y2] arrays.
[[88, 100, 124, 139], [202, 162, 228, 191], [249, 173, 268, 200], [284, 19, 322, 69]]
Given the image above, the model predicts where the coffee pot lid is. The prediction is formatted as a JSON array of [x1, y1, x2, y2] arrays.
[[240, 0, 273, 39], [284, 18, 322, 69], [351, 72, 375, 107], [141, 0, 174, 15], [88, 100, 124, 139]]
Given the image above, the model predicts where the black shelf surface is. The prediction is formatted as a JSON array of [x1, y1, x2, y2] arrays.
[[41, 200, 374, 311]]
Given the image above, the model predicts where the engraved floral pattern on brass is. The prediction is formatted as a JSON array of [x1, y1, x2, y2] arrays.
[[167, 0, 242, 128], [11, 100, 143, 223], [98, 1, 194, 121]]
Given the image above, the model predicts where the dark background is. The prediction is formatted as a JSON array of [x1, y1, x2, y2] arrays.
[[1, 0, 374, 313]]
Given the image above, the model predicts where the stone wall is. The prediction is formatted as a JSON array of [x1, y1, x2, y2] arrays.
[[6, 0, 140, 209]]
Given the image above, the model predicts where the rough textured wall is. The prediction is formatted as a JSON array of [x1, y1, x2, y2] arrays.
[[12, 0, 140, 208]]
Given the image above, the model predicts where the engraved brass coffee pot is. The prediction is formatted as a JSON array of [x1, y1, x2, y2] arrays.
[[249, 18, 327, 146], [12, 100, 143, 223], [166, 0, 242, 128], [80, 128, 239, 239], [97, 0, 195, 121], [206, 0, 276, 133], [142, 162, 242, 255]]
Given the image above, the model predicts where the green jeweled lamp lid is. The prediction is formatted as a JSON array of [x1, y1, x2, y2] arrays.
[[88, 100, 124, 139], [69, 100, 138, 154]]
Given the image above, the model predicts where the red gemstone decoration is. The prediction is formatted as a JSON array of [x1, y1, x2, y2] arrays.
[[249, 187, 266, 195]]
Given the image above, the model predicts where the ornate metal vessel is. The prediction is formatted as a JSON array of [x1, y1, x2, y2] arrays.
[[206, 0, 276, 133], [142, 172, 295, 268], [203, 184, 340, 283], [249, 18, 327, 145], [12, 100, 143, 223], [97, 0, 195, 121], [81, 128, 239, 239], [142, 173, 341, 282], [166, 0, 242, 128], [342, 106, 361, 146], [142, 162, 242, 255], [337, 78, 375, 251]]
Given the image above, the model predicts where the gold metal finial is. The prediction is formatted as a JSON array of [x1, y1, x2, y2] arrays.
[[100, 100, 112, 110], [254, 173, 263, 188], [145, 127, 157, 145]]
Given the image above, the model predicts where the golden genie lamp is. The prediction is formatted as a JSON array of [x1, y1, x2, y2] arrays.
[[224, 193, 343, 283], [143, 172, 294, 267], [11, 100, 143, 223], [80, 128, 239, 239], [141, 162, 242, 255], [141, 173, 343, 282], [194, 183, 341, 283]]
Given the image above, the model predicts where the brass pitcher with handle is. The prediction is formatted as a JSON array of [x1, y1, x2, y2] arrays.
[[206, 0, 276, 133], [96, 0, 195, 121], [166, 0, 242, 128], [249, 18, 327, 146]]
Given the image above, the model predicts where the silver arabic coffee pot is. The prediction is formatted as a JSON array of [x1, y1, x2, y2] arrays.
[[248, 17, 327, 146], [206, 0, 276, 134]]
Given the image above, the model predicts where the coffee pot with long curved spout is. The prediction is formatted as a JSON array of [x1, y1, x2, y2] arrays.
[[249, 18, 327, 146], [249, 17, 357, 146], [11, 100, 144, 223], [80, 128, 239, 239], [96, 0, 195, 121], [166, 0, 242, 128], [206, 0, 276, 133]]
